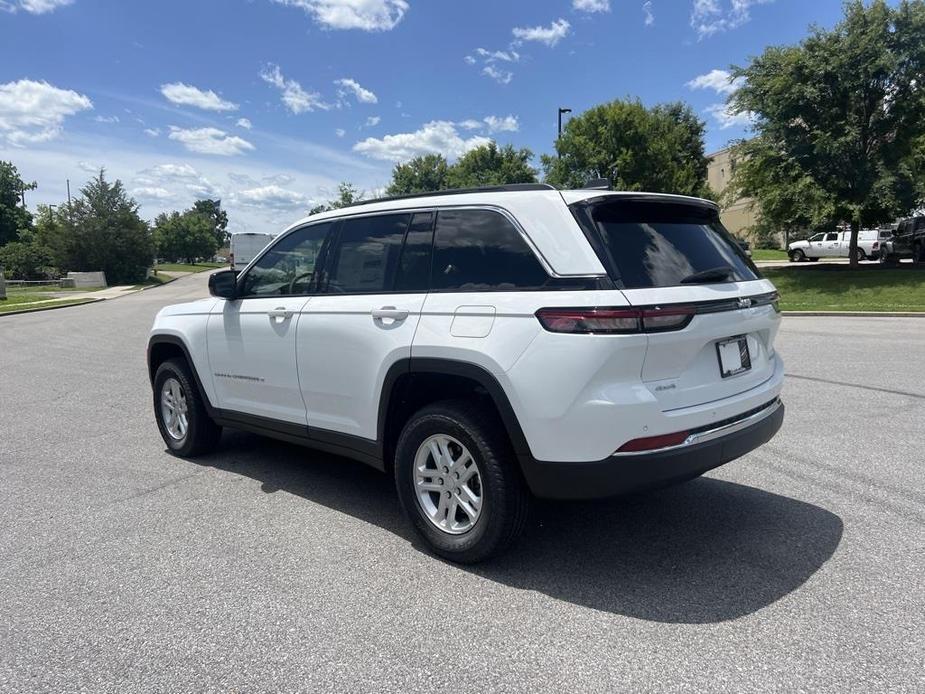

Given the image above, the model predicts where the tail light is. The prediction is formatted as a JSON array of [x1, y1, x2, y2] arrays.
[[535, 306, 695, 335]]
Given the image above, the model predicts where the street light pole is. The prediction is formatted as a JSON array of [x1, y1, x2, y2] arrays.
[[557, 107, 572, 138]]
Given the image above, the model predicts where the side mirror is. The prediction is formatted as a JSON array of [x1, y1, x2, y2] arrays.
[[209, 270, 238, 299]]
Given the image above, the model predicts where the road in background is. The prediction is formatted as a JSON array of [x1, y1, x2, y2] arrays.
[[1, 273, 922, 693]]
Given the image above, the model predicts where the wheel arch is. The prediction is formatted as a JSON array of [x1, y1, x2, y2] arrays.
[[378, 358, 533, 473], [147, 334, 217, 417]]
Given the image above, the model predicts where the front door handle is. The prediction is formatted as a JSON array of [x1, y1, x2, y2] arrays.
[[372, 306, 409, 321], [268, 307, 294, 319]]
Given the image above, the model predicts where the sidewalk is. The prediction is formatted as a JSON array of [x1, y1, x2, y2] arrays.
[[22, 285, 141, 306]]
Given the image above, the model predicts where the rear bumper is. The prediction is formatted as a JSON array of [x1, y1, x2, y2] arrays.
[[521, 399, 784, 500]]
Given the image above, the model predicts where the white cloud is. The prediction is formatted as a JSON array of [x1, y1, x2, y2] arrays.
[[0, 0, 72, 14], [143, 163, 200, 180], [483, 114, 519, 133], [365, 115, 381, 127], [144, 128, 161, 137], [0, 78, 92, 146], [704, 103, 754, 129], [691, 0, 774, 39], [686, 69, 743, 96], [482, 65, 513, 85], [335, 128, 346, 137], [131, 186, 174, 201], [236, 118, 253, 130], [466, 46, 520, 84], [260, 64, 331, 114], [335, 77, 377, 104], [643, 1, 654, 26], [512, 18, 570, 47], [573, 0, 609, 12], [94, 115, 119, 124], [457, 119, 481, 131], [475, 47, 519, 63], [168, 126, 255, 156], [270, 0, 408, 31], [236, 184, 310, 210], [160, 82, 238, 112], [77, 161, 98, 173], [353, 120, 491, 162]]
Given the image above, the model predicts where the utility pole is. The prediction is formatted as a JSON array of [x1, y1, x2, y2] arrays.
[[67, 178, 72, 209], [557, 107, 572, 138]]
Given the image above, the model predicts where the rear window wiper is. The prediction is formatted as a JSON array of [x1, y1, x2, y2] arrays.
[[680, 266, 734, 284]]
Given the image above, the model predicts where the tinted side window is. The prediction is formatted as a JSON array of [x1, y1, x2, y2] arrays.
[[432, 209, 549, 291], [394, 212, 435, 292], [326, 214, 410, 293], [239, 222, 334, 297]]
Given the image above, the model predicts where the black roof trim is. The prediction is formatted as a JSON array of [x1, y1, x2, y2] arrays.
[[340, 183, 556, 209]]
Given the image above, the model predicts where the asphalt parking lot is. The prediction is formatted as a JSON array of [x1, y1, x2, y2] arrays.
[[1, 272, 922, 693]]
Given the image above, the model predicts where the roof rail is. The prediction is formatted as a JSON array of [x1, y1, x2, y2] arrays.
[[340, 183, 557, 209]]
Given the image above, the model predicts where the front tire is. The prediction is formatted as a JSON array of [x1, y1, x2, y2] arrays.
[[789, 249, 805, 262], [394, 400, 529, 563], [153, 358, 221, 457]]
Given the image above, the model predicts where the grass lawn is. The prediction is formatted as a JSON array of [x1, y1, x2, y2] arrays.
[[752, 249, 789, 261], [0, 297, 99, 314], [763, 266, 925, 312], [154, 262, 225, 273]]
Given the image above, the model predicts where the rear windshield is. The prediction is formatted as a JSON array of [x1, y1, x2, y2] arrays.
[[571, 199, 760, 289]]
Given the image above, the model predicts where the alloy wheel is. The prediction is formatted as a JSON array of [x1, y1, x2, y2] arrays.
[[413, 434, 483, 535], [160, 377, 189, 441]]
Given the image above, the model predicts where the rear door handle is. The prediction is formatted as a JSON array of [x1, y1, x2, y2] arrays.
[[372, 307, 409, 321], [268, 307, 294, 319]]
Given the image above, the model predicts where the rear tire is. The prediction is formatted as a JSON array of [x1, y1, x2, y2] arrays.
[[394, 400, 529, 563], [153, 358, 221, 457], [855, 248, 866, 262]]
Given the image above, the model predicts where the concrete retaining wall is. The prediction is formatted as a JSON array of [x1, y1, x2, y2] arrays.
[[66, 271, 107, 288]]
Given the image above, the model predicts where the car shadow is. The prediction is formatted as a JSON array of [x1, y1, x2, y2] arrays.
[[192, 430, 843, 625]]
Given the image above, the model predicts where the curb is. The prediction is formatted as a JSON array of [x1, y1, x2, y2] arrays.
[[141, 276, 178, 290], [0, 297, 105, 318], [782, 311, 925, 317]]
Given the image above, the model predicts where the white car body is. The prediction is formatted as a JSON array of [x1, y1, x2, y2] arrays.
[[150, 186, 784, 504]]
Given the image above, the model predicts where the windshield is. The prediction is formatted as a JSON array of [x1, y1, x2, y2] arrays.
[[570, 199, 760, 289]]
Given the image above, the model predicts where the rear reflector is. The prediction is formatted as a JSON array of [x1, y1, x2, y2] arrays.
[[616, 430, 691, 453], [535, 306, 694, 334]]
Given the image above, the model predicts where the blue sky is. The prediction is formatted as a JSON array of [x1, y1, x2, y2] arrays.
[[0, 0, 854, 233]]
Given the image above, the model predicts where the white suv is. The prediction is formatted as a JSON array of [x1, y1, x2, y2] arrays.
[[148, 184, 785, 562]]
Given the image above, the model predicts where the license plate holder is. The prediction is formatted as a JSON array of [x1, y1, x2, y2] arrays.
[[716, 336, 752, 378]]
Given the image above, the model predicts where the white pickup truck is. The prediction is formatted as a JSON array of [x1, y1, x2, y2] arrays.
[[787, 229, 892, 262]]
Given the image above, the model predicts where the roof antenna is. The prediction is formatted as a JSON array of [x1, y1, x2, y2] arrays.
[[583, 178, 612, 190]]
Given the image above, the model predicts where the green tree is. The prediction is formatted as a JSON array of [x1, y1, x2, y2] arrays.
[[0, 241, 53, 280], [192, 199, 229, 247], [0, 161, 35, 247], [57, 171, 153, 284], [542, 100, 710, 196], [385, 154, 450, 196], [153, 210, 220, 264], [446, 143, 538, 189], [310, 182, 364, 214], [729, 0, 925, 265]]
